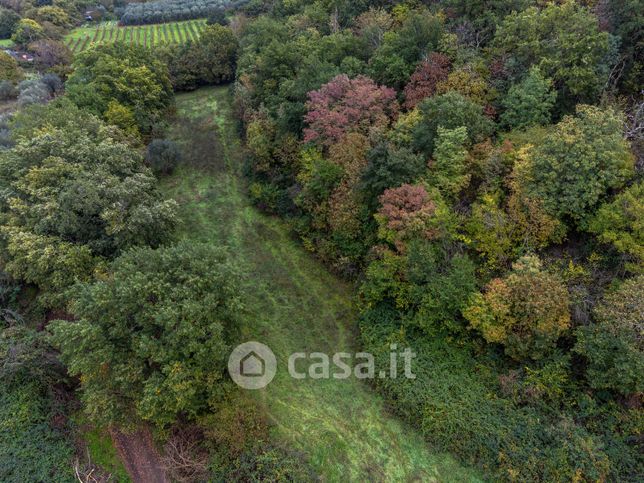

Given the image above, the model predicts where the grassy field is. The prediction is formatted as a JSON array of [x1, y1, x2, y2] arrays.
[[64, 19, 206, 54], [160, 86, 483, 481]]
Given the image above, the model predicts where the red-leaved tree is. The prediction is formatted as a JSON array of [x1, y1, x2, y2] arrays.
[[403, 53, 451, 109], [304, 74, 398, 148], [376, 184, 441, 250]]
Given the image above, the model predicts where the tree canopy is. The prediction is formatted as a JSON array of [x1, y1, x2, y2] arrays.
[[65, 43, 173, 136], [521, 105, 634, 224], [0, 100, 177, 296], [50, 242, 244, 427]]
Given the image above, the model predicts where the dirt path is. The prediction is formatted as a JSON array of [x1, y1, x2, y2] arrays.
[[111, 427, 168, 483]]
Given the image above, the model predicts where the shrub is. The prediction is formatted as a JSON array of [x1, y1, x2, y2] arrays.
[[408, 251, 478, 335], [0, 320, 74, 482], [575, 276, 644, 395], [0, 51, 22, 84], [0, 7, 19, 39], [17, 78, 50, 106], [30, 39, 72, 73], [0, 382, 75, 482], [146, 139, 181, 175], [11, 18, 45, 45], [223, 445, 317, 482], [359, 310, 611, 482], [0, 80, 16, 101], [39, 73, 63, 96]]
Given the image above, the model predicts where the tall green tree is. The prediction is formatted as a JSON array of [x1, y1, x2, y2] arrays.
[[412, 91, 495, 156], [522, 105, 634, 224], [0, 51, 22, 84], [0, 7, 19, 39], [500, 66, 556, 130], [493, 1, 613, 101], [65, 43, 173, 135], [11, 18, 44, 45], [164, 24, 239, 91], [575, 276, 644, 395], [430, 126, 470, 199], [588, 182, 643, 273], [0, 100, 177, 296], [368, 8, 445, 89], [50, 242, 244, 427], [463, 255, 571, 361]]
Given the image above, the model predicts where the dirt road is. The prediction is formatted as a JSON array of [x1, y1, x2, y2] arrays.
[[111, 427, 168, 483]]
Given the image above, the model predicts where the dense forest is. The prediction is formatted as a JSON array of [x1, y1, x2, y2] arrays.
[[0, 0, 642, 481]]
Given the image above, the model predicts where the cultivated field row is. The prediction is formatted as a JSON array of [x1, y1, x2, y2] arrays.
[[64, 19, 207, 53]]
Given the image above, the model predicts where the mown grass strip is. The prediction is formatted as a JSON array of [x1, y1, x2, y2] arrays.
[[79, 36, 90, 52], [175, 23, 185, 43], [183, 22, 194, 41]]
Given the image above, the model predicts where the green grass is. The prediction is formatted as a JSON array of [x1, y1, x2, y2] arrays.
[[0, 38, 13, 47], [160, 86, 483, 482], [73, 414, 131, 482], [64, 19, 206, 54]]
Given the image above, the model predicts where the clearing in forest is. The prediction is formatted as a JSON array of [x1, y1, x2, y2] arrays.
[[159, 86, 483, 482]]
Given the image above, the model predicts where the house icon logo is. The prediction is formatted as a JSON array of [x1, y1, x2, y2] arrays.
[[240, 351, 265, 377], [228, 342, 277, 389]]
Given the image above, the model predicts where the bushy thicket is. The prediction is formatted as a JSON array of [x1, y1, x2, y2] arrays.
[[120, 0, 248, 25], [360, 309, 640, 482], [0, 277, 75, 482]]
